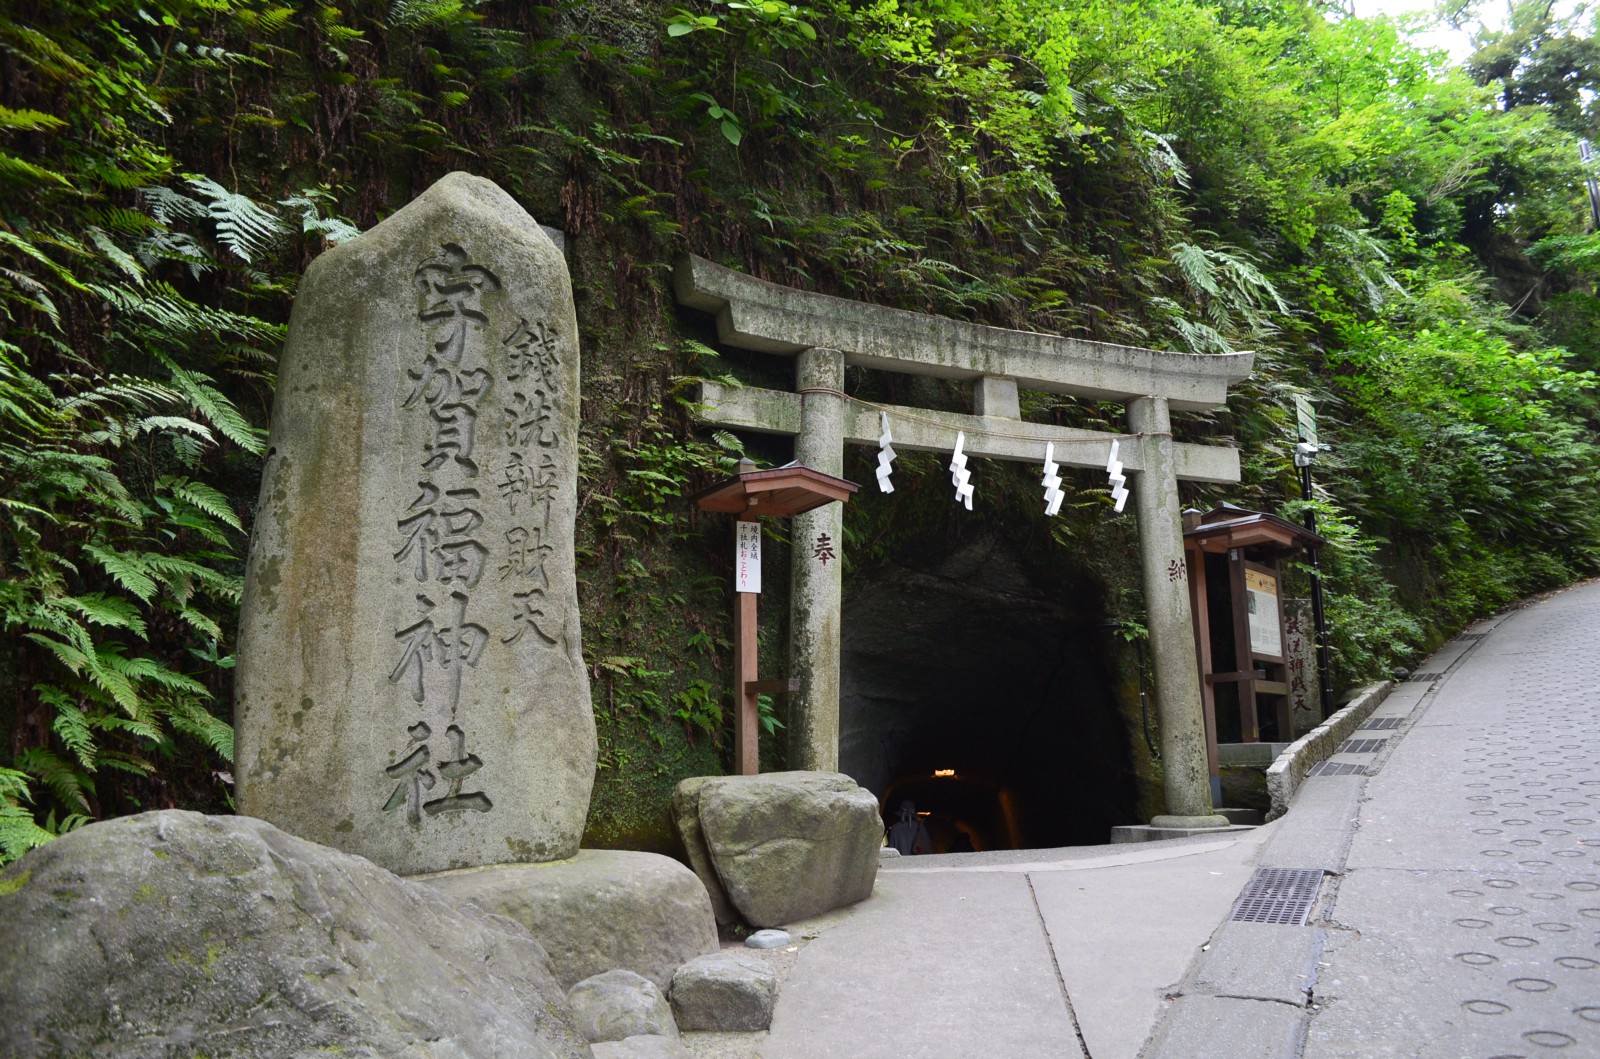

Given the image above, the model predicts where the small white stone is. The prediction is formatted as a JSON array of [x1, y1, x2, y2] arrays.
[[744, 929, 792, 949]]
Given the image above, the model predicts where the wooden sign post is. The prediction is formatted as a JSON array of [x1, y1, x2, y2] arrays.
[[689, 459, 858, 774]]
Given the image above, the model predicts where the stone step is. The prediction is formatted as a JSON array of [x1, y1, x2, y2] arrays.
[[1109, 822, 1259, 844]]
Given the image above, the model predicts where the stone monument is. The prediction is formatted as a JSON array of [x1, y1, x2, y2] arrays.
[[235, 172, 595, 875]]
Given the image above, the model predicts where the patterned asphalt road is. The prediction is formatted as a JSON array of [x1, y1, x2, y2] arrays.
[[1305, 579, 1600, 1058]]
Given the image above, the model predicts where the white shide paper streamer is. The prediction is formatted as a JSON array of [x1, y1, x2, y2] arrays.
[[949, 431, 974, 510], [1041, 442, 1064, 516], [876, 411, 897, 493], [1106, 438, 1129, 513]]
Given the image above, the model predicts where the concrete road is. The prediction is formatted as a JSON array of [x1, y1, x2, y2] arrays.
[[759, 831, 1273, 1059]]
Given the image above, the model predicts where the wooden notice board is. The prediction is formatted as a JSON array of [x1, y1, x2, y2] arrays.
[[1244, 563, 1284, 663]]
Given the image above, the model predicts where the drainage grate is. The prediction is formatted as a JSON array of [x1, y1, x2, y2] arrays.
[[1456, 633, 1485, 641], [1361, 717, 1404, 730], [1231, 868, 1324, 926], [1307, 760, 1367, 777], [1410, 672, 1443, 682], [1338, 738, 1388, 753]]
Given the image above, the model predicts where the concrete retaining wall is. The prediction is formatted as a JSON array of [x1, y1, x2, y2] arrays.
[[1265, 682, 1392, 820]]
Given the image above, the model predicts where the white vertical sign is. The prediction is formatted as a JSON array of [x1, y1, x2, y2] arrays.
[[735, 520, 761, 593]]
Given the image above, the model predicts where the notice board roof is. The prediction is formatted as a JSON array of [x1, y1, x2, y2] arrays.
[[687, 461, 859, 518], [1184, 504, 1326, 554]]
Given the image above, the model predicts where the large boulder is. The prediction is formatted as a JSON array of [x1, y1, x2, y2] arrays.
[[418, 848, 718, 989], [670, 775, 738, 925], [0, 811, 589, 1059], [690, 771, 882, 928], [669, 952, 779, 1032], [567, 970, 678, 1043]]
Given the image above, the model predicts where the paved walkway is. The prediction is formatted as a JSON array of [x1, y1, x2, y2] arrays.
[[686, 578, 1600, 1059]]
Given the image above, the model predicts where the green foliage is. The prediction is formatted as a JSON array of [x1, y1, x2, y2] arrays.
[[0, 0, 369, 862], [4, 0, 1599, 854]]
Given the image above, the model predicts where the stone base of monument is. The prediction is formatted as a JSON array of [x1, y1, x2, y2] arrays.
[[416, 849, 719, 990], [672, 771, 883, 929]]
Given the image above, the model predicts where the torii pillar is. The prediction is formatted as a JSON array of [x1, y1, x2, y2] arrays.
[[790, 347, 848, 770], [1130, 397, 1227, 826]]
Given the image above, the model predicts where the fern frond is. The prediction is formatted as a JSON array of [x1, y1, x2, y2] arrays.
[[160, 507, 233, 547], [92, 751, 157, 777], [0, 150, 71, 187], [65, 592, 147, 636], [168, 368, 264, 453], [80, 647, 141, 712], [167, 701, 234, 761], [91, 206, 161, 237], [139, 185, 210, 226], [0, 767, 35, 804], [235, 4, 298, 33], [0, 106, 66, 133], [58, 372, 185, 415], [91, 713, 164, 744], [134, 416, 215, 445], [135, 230, 215, 278], [0, 805, 57, 863], [1170, 242, 1220, 299], [49, 700, 98, 770], [142, 552, 237, 593], [109, 654, 208, 697], [15, 747, 93, 816], [94, 281, 281, 343], [185, 175, 285, 263], [83, 544, 157, 601], [176, 606, 222, 640], [279, 194, 363, 244], [23, 630, 91, 677], [159, 476, 241, 531], [0, 230, 84, 292], [85, 226, 145, 284]]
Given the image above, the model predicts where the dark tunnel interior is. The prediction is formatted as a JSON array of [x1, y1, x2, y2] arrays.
[[838, 538, 1140, 851]]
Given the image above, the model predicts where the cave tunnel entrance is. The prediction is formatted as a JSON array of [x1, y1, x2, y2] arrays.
[[839, 536, 1139, 851]]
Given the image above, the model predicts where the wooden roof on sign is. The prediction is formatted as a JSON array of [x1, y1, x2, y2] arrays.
[[1183, 504, 1326, 554], [687, 462, 859, 518]]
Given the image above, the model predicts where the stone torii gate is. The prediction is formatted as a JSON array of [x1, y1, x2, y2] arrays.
[[674, 255, 1254, 828]]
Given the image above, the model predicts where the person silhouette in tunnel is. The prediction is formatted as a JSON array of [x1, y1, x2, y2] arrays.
[[887, 800, 932, 855]]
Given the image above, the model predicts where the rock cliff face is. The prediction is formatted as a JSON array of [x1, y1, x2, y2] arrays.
[[0, 811, 591, 1059]]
